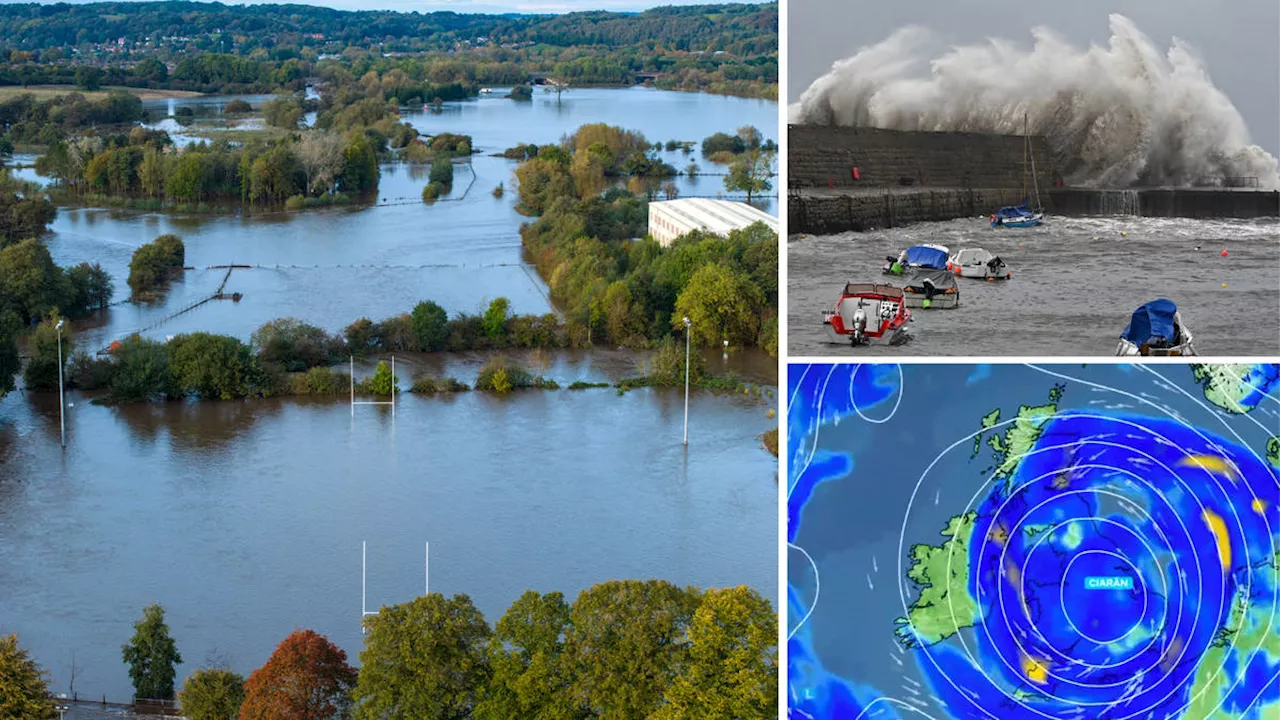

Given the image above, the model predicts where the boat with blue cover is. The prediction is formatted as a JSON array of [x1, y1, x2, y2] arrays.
[[990, 114, 1045, 228], [1116, 299, 1196, 356], [883, 244, 950, 275]]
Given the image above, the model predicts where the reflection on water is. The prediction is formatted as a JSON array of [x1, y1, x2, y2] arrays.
[[0, 373, 778, 702]]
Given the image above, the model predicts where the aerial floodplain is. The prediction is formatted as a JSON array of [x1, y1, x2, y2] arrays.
[[788, 363, 1280, 720], [0, 2, 780, 718]]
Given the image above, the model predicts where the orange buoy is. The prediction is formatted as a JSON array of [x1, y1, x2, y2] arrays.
[[987, 277, 995, 282], [1221, 249, 1229, 257]]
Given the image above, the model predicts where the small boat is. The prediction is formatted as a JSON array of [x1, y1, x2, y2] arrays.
[[990, 114, 1046, 228], [480, 88, 493, 94], [1116, 299, 1196, 356], [901, 269, 960, 309], [823, 283, 912, 346], [949, 248, 1011, 280], [883, 244, 950, 276]]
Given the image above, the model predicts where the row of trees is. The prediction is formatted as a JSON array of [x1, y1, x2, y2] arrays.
[[514, 123, 779, 353], [2, 580, 774, 719], [0, 90, 144, 145], [35, 129, 380, 207]]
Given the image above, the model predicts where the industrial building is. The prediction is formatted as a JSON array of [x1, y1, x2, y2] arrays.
[[647, 198, 778, 246]]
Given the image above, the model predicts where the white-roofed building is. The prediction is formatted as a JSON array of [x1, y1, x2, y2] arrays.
[[647, 198, 778, 247]]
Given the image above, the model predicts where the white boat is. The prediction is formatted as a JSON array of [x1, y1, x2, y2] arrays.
[[1116, 299, 1196, 356], [949, 248, 1011, 280], [480, 88, 493, 94]]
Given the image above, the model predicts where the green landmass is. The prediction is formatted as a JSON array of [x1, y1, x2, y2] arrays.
[[973, 408, 1000, 457], [894, 511, 981, 648], [987, 401, 1058, 480], [1186, 558, 1280, 719], [1267, 436, 1278, 469], [1191, 364, 1260, 414]]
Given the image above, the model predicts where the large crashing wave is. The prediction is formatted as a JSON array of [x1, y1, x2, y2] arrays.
[[790, 15, 1280, 189]]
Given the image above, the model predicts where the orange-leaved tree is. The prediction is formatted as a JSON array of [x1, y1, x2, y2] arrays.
[[239, 629, 356, 720]]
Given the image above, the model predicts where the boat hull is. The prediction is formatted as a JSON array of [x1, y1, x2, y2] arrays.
[[1116, 339, 1196, 356], [824, 322, 908, 346], [990, 217, 1042, 228], [954, 266, 1011, 280], [902, 293, 959, 309]]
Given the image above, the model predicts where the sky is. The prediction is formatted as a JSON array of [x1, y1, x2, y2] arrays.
[[788, 0, 1279, 156], [0, 0, 752, 15]]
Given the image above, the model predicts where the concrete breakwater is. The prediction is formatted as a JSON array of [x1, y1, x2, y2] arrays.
[[789, 187, 1280, 234]]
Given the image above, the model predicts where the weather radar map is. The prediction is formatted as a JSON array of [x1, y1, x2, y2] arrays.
[[788, 364, 1280, 720]]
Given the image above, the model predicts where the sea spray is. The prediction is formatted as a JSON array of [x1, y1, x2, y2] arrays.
[[790, 15, 1279, 189]]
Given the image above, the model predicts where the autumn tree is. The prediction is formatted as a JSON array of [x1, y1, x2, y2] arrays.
[[121, 603, 183, 700], [0, 634, 55, 719], [673, 262, 765, 347], [724, 148, 774, 202], [179, 667, 244, 720], [654, 586, 777, 719], [563, 580, 701, 717], [261, 97, 303, 130], [474, 591, 572, 720], [354, 593, 492, 719], [240, 629, 356, 720]]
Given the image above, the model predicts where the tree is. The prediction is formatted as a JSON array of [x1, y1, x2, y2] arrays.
[[338, 134, 379, 194], [74, 66, 103, 91], [65, 262, 113, 314], [179, 667, 244, 720], [22, 315, 70, 391], [128, 234, 184, 296], [0, 238, 71, 323], [410, 300, 449, 352], [168, 333, 263, 400], [474, 591, 572, 720], [297, 132, 345, 195], [674, 262, 764, 347], [261, 97, 303, 129], [482, 297, 510, 340], [240, 629, 356, 720], [121, 603, 183, 700], [0, 312, 20, 399], [252, 318, 336, 371], [0, 634, 56, 719], [653, 586, 777, 719], [563, 580, 701, 717], [354, 593, 492, 720], [724, 148, 774, 202], [0, 185, 57, 249], [109, 336, 178, 403], [368, 360, 397, 396]]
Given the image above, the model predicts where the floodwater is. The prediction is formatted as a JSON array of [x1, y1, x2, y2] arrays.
[[0, 352, 778, 702], [9, 87, 776, 353], [0, 87, 781, 708], [788, 215, 1280, 356]]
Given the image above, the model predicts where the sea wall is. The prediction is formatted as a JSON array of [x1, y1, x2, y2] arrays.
[[788, 124, 1058, 191], [789, 187, 1280, 234]]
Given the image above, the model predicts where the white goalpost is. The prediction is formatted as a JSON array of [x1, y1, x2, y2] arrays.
[[350, 355, 396, 417], [361, 541, 430, 632]]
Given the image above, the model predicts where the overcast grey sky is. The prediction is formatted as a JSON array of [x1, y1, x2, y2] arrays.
[[788, 0, 1279, 155], [3, 0, 748, 15]]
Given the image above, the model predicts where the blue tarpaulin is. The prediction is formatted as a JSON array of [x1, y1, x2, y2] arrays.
[[904, 245, 949, 269], [1121, 299, 1178, 344], [995, 204, 1033, 219]]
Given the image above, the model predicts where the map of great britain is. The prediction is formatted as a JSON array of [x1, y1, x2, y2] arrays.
[[788, 363, 1280, 720]]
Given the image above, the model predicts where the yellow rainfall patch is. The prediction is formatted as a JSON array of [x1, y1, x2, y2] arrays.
[[1022, 654, 1050, 685], [1201, 509, 1232, 571], [1179, 454, 1238, 481], [1254, 498, 1269, 516]]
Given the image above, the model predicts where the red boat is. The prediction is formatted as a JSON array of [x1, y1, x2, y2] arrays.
[[823, 283, 912, 346]]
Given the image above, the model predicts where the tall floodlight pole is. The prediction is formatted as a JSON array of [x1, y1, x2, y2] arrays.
[[683, 316, 691, 446], [425, 541, 429, 596], [56, 320, 65, 448]]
